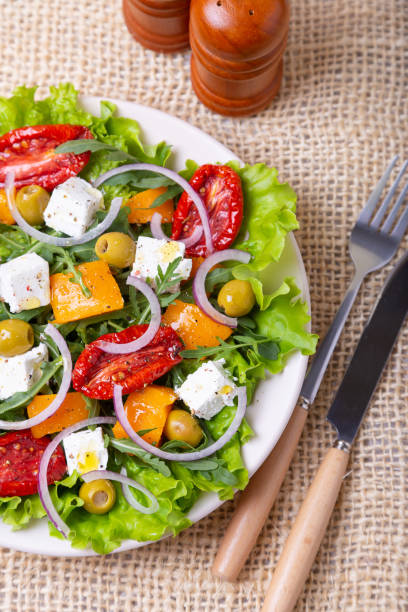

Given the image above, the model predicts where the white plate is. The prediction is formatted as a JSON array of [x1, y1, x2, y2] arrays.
[[0, 97, 310, 556]]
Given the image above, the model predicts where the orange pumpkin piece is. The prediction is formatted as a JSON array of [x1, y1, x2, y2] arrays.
[[0, 189, 15, 225], [27, 392, 89, 438], [50, 260, 124, 324], [112, 385, 177, 446], [127, 187, 173, 224], [189, 256, 205, 280], [161, 299, 232, 350]]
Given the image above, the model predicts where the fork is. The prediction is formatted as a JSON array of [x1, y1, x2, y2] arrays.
[[212, 156, 408, 582]]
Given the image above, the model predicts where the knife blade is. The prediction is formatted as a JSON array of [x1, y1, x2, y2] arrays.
[[327, 251, 408, 444], [261, 251, 408, 612]]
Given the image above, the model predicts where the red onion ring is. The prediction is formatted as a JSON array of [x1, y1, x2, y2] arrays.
[[113, 384, 247, 462], [38, 416, 116, 538], [81, 468, 159, 515], [5, 172, 122, 247], [96, 276, 161, 354], [0, 324, 72, 430], [93, 163, 213, 255], [150, 212, 203, 247], [192, 249, 251, 328]]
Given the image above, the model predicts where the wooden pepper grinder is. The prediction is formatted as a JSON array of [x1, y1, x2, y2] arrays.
[[123, 0, 191, 53], [189, 0, 290, 116]]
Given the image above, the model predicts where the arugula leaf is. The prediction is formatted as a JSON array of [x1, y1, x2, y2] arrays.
[[56, 139, 121, 155], [205, 267, 234, 293], [180, 336, 279, 360], [178, 459, 218, 471], [136, 428, 158, 437], [150, 184, 182, 208], [109, 437, 171, 477], [83, 396, 100, 419]]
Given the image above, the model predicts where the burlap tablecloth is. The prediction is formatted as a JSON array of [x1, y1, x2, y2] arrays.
[[0, 1, 406, 610]]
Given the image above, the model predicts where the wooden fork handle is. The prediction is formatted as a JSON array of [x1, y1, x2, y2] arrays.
[[212, 403, 308, 582], [261, 446, 350, 612]]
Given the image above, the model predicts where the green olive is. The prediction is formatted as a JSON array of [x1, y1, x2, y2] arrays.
[[79, 479, 116, 514], [217, 279, 256, 317], [16, 185, 50, 225], [0, 319, 34, 357], [164, 409, 203, 447], [95, 232, 136, 268]]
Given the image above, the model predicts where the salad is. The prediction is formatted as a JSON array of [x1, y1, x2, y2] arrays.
[[0, 84, 317, 554]]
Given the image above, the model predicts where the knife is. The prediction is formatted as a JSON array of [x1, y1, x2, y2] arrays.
[[261, 251, 408, 612]]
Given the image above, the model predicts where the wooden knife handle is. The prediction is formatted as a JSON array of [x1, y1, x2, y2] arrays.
[[212, 402, 308, 582], [261, 446, 350, 612]]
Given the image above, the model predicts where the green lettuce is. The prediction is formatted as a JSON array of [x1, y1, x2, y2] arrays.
[[49, 463, 191, 554], [229, 161, 298, 272], [254, 277, 318, 373]]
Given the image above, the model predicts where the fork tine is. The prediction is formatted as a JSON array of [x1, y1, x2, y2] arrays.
[[371, 160, 408, 229], [390, 182, 408, 241], [357, 155, 399, 224]]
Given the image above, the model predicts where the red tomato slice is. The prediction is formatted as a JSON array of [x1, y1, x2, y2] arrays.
[[0, 124, 93, 191], [171, 164, 244, 257], [72, 324, 184, 400], [0, 430, 67, 497]]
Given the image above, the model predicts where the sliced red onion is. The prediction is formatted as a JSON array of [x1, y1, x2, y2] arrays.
[[81, 468, 159, 515], [38, 416, 116, 538], [192, 249, 251, 328], [5, 172, 122, 247], [94, 163, 213, 254], [113, 384, 247, 462], [96, 276, 161, 354], [0, 324, 72, 430], [150, 212, 203, 247], [150, 212, 169, 241]]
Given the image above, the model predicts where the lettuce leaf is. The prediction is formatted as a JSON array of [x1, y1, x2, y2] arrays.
[[254, 277, 318, 373], [229, 161, 298, 273], [47, 462, 190, 554], [0, 471, 79, 530], [0, 83, 171, 204], [0, 493, 46, 529]]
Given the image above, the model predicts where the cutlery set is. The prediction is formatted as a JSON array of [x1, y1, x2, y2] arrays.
[[213, 158, 408, 610]]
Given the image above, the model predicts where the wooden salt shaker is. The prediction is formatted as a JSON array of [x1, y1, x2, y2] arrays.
[[123, 0, 191, 53], [189, 0, 290, 116]]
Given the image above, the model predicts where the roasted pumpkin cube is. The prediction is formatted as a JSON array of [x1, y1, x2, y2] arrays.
[[0, 189, 15, 225], [50, 260, 124, 324], [161, 300, 232, 350], [27, 392, 89, 438], [112, 385, 177, 446], [127, 187, 173, 224]]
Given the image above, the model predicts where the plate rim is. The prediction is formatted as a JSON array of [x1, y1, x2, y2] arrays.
[[0, 95, 310, 556]]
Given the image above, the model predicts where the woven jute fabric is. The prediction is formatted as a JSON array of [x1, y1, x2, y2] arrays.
[[0, 1, 406, 610]]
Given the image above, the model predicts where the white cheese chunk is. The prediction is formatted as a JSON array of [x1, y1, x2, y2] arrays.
[[63, 427, 108, 476], [176, 360, 238, 420], [0, 343, 48, 400], [132, 236, 192, 292], [43, 177, 103, 238], [0, 252, 50, 313]]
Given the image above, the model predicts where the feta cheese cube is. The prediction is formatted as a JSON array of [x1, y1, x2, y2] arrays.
[[176, 360, 238, 420], [62, 427, 108, 476], [0, 252, 50, 313], [0, 343, 48, 400], [43, 177, 103, 238], [132, 236, 192, 292]]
